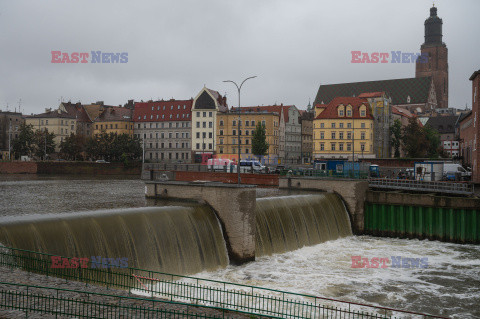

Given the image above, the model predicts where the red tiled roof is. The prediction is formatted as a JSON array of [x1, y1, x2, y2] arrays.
[[233, 104, 293, 123], [314, 97, 373, 120], [392, 106, 414, 118], [315, 104, 327, 108], [133, 100, 193, 122], [358, 92, 385, 98]]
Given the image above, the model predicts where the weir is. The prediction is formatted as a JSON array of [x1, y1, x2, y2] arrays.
[[0, 206, 229, 274], [0, 181, 354, 272]]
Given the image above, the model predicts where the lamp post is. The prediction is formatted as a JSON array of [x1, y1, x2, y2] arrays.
[[223, 76, 257, 184], [8, 118, 12, 161]]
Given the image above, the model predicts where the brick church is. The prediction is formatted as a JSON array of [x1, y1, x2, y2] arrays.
[[314, 5, 449, 114], [415, 5, 449, 110]]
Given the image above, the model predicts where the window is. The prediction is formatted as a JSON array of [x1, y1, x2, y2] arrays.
[[209, 112, 212, 117], [196, 112, 200, 117], [347, 132, 352, 139], [347, 123, 352, 128], [360, 110, 366, 117], [220, 120, 224, 126], [239, 130, 242, 136], [320, 123, 324, 128], [361, 122, 365, 128], [331, 132, 336, 139], [246, 130, 249, 136], [233, 129, 236, 135], [347, 109, 352, 116], [209, 122, 213, 128], [202, 132, 206, 138], [220, 130, 224, 136], [245, 120, 250, 126], [209, 132, 213, 138], [339, 132, 344, 139], [246, 148, 249, 153], [347, 143, 351, 151], [339, 110, 344, 116], [203, 112, 206, 117], [262, 120, 266, 126], [233, 120, 236, 126], [320, 143, 324, 151], [339, 123, 344, 128], [203, 122, 206, 128], [331, 123, 336, 128], [208, 143, 212, 149], [331, 143, 336, 151], [339, 143, 344, 151], [251, 120, 255, 127], [232, 138, 236, 144], [219, 138, 224, 145], [219, 147, 224, 153], [361, 132, 365, 140]]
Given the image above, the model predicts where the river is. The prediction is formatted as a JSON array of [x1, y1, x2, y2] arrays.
[[0, 176, 478, 318]]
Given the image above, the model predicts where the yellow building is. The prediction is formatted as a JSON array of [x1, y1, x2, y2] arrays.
[[25, 104, 78, 152], [92, 106, 134, 136], [216, 110, 279, 161], [313, 97, 374, 160]]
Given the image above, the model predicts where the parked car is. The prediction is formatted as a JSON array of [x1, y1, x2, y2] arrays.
[[273, 165, 286, 174], [95, 160, 109, 163], [240, 160, 265, 173]]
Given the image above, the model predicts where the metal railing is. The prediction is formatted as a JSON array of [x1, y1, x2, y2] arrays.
[[0, 282, 271, 319], [0, 247, 448, 319], [368, 178, 474, 195], [280, 169, 369, 179]]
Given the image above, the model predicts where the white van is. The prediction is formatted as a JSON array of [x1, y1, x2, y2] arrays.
[[240, 160, 265, 173], [443, 163, 471, 180], [207, 158, 237, 172]]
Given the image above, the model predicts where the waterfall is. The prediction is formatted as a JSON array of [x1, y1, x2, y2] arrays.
[[255, 194, 352, 256], [0, 206, 229, 275]]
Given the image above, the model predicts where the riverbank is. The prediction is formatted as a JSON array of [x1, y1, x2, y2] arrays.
[[0, 161, 141, 175]]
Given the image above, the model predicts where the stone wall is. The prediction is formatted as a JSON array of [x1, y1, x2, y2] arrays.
[[0, 162, 37, 174]]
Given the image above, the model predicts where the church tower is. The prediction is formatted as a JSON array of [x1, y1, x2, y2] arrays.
[[416, 5, 448, 109]]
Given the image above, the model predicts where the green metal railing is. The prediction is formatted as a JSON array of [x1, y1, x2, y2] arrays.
[[0, 282, 274, 318], [0, 246, 448, 319]]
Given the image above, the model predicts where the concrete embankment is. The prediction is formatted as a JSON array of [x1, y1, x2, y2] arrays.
[[0, 162, 141, 175]]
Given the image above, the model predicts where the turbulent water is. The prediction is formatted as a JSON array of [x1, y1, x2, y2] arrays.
[[256, 194, 352, 256], [0, 176, 479, 317], [199, 236, 480, 318]]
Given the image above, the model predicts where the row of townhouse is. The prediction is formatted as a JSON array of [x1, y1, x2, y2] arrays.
[[133, 87, 305, 164], [24, 101, 135, 152]]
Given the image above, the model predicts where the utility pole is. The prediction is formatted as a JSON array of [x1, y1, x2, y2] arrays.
[[223, 76, 257, 184]]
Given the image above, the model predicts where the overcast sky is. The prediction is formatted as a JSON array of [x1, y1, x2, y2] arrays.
[[0, 0, 478, 115]]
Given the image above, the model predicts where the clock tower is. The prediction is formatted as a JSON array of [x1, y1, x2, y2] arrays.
[[415, 5, 449, 109]]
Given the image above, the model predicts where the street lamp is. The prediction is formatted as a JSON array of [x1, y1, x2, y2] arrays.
[[223, 76, 257, 185]]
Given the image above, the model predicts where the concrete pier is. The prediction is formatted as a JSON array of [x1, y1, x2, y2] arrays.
[[145, 181, 256, 264]]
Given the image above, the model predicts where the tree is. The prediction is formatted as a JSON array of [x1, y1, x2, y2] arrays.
[[11, 123, 35, 159], [423, 124, 442, 158], [252, 122, 269, 158], [60, 133, 86, 160], [389, 119, 402, 158], [85, 133, 141, 162], [402, 117, 429, 158], [33, 129, 56, 160]]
